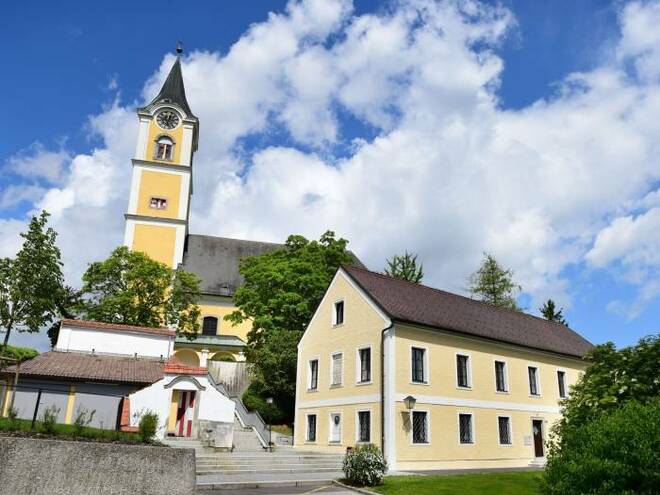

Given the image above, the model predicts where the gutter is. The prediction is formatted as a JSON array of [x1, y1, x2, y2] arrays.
[[380, 322, 394, 463]]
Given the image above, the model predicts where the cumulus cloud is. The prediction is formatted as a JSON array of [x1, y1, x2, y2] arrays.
[[1, 0, 660, 326]]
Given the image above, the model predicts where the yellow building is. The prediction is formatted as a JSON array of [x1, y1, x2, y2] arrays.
[[294, 265, 593, 471], [124, 55, 281, 366]]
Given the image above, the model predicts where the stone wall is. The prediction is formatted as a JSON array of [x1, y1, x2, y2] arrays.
[[0, 436, 195, 495]]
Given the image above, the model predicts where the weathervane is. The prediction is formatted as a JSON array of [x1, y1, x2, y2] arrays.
[[176, 40, 183, 55]]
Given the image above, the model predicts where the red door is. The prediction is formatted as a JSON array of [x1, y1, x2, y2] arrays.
[[176, 391, 196, 437]]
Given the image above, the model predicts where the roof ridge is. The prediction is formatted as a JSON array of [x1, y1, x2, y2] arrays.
[[187, 232, 283, 247], [342, 264, 575, 331]]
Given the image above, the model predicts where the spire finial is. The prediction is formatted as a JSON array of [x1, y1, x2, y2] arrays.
[[176, 40, 183, 55]]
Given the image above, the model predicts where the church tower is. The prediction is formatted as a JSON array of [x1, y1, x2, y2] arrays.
[[123, 54, 198, 267]]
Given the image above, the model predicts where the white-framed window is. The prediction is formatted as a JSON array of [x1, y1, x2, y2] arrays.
[[458, 413, 474, 444], [357, 346, 372, 384], [308, 359, 319, 390], [306, 413, 317, 442], [456, 353, 472, 389], [154, 136, 174, 160], [528, 366, 540, 396], [332, 300, 344, 326], [411, 346, 427, 384], [498, 415, 512, 445], [557, 370, 567, 398], [411, 410, 429, 444], [330, 352, 343, 387], [356, 410, 371, 443], [494, 360, 508, 393], [149, 196, 168, 210]]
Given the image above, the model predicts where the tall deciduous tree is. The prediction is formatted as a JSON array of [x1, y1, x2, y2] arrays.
[[384, 251, 424, 283], [540, 299, 567, 325], [79, 246, 201, 334], [467, 253, 521, 310], [226, 231, 354, 418], [0, 211, 65, 348]]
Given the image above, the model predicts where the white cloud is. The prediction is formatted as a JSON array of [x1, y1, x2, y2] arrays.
[[4, 142, 70, 184], [1, 0, 660, 329]]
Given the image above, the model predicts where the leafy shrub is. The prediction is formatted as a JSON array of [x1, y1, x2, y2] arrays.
[[0, 345, 38, 363], [6, 406, 18, 427], [241, 383, 286, 424], [138, 411, 158, 443], [541, 398, 660, 495], [41, 405, 60, 434], [73, 407, 96, 435], [342, 444, 388, 487]]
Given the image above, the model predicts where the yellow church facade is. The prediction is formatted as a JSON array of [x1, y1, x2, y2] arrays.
[[123, 57, 280, 367]]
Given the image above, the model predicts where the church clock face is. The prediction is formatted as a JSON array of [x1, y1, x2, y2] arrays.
[[156, 110, 180, 130]]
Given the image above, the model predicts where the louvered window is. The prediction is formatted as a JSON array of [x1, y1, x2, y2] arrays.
[[411, 347, 426, 383], [412, 411, 428, 444], [459, 413, 473, 444], [498, 416, 512, 445], [456, 355, 470, 388], [495, 361, 507, 392], [331, 353, 343, 386]]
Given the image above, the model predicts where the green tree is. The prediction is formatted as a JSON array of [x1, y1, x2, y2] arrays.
[[467, 253, 521, 310], [79, 246, 201, 334], [226, 231, 353, 419], [384, 251, 424, 283], [539, 299, 567, 325], [0, 211, 65, 348], [47, 285, 83, 348]]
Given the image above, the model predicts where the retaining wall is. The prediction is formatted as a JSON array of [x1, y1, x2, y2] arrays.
[[0, 436, 195, 495]]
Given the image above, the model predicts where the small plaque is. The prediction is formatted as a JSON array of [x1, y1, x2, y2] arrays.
[[523, 435, 532, 446]]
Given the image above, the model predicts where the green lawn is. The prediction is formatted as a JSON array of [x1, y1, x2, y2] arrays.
[[0, 417, 145, 444], [372, 472, 541, 495]]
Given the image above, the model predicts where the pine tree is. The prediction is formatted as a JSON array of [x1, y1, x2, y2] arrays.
[[468, 253, 521, 310], [540, 299, 568, 325], [384, 251, 424, 284]]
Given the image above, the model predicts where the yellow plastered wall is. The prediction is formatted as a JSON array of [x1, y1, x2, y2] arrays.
[[167, 390, 179, 432], [295, 272, 388, 448], [173, 349, 201, 367], [147, 121, 184, 165], [199, 300, 252, 342], [64, 386, 76, 424], [132, 224, 177, 266], [136, 170, 182, 219]]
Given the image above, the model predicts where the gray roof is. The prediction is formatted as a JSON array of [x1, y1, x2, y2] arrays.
[[142, 58, 195, 118], [181, 234, 283, 296], [175, 334, 246, 348]]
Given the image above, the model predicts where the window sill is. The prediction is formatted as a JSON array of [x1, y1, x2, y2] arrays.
[[356, 440, 371, 444], [498, 443, 513, 447], [495, 390, 510, 395], [306, 388, 318, 393], [330, 384, 343, 389], [356, 381, 373, 386], [412, 441, 431, 446], [528, 394, 542, 398], [410, 381, 429, 386], [332, 323, 344, 329], [456, 386, 472, 391], [459, 442, 475, 446]]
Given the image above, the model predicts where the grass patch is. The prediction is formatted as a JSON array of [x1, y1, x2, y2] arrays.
[[270, 424, 293, 436], [372, 472, 541, 495], [0, 417, 151, 445]]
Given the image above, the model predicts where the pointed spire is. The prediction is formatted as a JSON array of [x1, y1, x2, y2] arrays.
[[145, 55, 195, 118]]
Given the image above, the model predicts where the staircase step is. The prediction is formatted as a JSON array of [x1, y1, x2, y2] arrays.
[[196, 478, 335, 491], [197, 467, 341, 475]]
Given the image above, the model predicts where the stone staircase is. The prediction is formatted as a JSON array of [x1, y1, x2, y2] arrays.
[[232, 417, 266, 452], [195, 446, 345, 491]]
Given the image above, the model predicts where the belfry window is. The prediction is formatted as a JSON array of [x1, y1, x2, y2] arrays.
[[155, 136, 174, 160], [149, 197, 168, 210]]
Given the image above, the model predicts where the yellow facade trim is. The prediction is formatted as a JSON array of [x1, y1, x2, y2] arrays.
[[64, 385, 76, 424], [1, 379, 12, 416], [167, 390, 179, 433]]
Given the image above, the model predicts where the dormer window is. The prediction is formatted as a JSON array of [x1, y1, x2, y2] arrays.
[[155, 136, 174, 161]]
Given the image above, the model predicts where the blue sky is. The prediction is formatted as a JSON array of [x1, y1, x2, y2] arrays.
[[1, 0, 659, 351]]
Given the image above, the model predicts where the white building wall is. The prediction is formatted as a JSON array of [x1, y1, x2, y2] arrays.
[[56, 324, 174, 358]]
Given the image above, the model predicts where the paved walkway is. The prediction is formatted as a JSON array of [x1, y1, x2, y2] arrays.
[[197, 484, 354, 495]]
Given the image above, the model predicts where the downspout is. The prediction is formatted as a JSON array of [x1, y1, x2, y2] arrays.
[[380, 322, 394, 461]]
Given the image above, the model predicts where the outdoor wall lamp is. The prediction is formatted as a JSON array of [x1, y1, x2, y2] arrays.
[[404, 395, 417, 410]]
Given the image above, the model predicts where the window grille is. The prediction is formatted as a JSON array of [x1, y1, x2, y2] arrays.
[[557, 371, 566, 398], [306, 414, 317, 442], [495, 361, 507, 392], [358, 411, 371, 442], [309, 360, 318, 390], [456, 355, 470, 387], [498, 416, 512, 444], [332, 353, 343, 386], [202, 316, 218, 336], [412, 411, 428, 443], [459, 414, 473, 444], [528, 366, 539, 395], [411, 347, 425, 383], [359, 348, 371, 382]]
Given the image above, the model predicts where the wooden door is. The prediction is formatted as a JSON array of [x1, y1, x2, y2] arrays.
[[532, 420, 544, 457], [176, 390, 196, 437]]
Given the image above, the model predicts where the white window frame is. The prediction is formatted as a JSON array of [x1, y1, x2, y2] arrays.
[[355, 345, 373, 385], [410, 345, 429, 385], [332, 299, 345, 326], [556, 368, 567, 399], [355, 408, 372, 444], [497, 414, 513, 446], [329, 351, 344, 387], [307, 357, 319, 391], [493, 358, 509, 394], [527, 364, 542, 397], [305, 412, 318, 443], [149, 196, 169, 210], [455, 352, 473, 390], [457, 411, 475, 445], [328, 411, 343, 444], [410, 409, 431, 445]]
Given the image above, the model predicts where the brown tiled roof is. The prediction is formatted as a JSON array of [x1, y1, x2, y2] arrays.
[[61, 319, 176, 337], [342, 265, 594, 358], [163, 357, 207, 376], [4, 351, 165, 385]]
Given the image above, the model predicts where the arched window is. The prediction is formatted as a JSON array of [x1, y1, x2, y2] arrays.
[[202, 316, 218, 336], [154, 136, 174, 161]]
